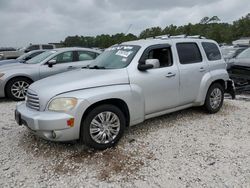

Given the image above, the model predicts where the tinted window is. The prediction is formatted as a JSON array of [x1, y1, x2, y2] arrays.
[[77, 51, 96, 61], [52, 51, 74, 63], [176, 43, 202, 64], [145, 47, 173, 68], [27, 45, 40, 51], [42, 45, 54, 49], [202, 42, 222, 61]]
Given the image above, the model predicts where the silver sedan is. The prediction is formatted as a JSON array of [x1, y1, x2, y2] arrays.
[[0, 47, 101, 101]]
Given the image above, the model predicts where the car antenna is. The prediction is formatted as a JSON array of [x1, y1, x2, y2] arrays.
[[125, 24, 133, 35]]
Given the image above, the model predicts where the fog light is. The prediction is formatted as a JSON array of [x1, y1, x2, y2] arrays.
[[67, 118, 75, 127], [52, 131, 56, 139]]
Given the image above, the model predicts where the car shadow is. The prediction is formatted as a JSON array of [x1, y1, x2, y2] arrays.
[[0, 97, 13, 103]]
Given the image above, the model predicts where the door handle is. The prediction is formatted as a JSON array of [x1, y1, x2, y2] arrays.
[[67, 66, 75, 69], [166, 72, 176, 78], [199, 67, 206, 72]]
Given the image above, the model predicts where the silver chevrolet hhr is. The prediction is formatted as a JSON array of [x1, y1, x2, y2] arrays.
[[15, 36, 235, 150]]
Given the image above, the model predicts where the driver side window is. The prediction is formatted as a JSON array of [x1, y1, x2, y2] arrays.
[[142, 46, 173, 68], [51, 51, 74, 64]]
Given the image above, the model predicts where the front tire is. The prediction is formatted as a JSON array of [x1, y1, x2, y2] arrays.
[[80, 104, 126, 150], [5, 77, 32, 101], [204, 83, 224, 114]]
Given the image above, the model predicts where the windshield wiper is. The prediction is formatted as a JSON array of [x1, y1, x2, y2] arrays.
[[88, 65, 106, 69]]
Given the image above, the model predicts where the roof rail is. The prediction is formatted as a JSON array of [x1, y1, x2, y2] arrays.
[[147, 34, 206, 40]]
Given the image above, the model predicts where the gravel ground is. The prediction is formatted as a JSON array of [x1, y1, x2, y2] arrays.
[[0, 97, 250, 188]]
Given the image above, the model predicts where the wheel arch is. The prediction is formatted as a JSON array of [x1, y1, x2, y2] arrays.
[[4, 76, 34, 96], [81, 98, 130, 126]]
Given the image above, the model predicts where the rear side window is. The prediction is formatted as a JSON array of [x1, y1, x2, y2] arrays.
[[176, 43, 202, 64], [77, 51, 97, 61], [202, 42, 222, 61], [42, 45, 54, 49]]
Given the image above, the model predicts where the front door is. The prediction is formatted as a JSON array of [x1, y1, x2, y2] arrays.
[[130, 45, 180, 115], [39, 51, 76, 79]]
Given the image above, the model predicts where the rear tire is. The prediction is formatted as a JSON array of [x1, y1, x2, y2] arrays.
[[6, 77, 32, 101], [204, 83, 224, 114], [80, 104, 126, 150]]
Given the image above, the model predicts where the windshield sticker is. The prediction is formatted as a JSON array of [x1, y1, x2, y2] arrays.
[[123, 46, 133, 50], [121, 58, 127, 62], [116, 50, 133, 58], [106, 46, 134, 51]]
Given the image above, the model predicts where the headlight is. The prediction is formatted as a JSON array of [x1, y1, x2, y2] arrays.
[[48, 98, 78, 112], [0, 73, 5, 78]]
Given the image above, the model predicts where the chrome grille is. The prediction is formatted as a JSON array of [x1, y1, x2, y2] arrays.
[[26, 90, 40, 111]]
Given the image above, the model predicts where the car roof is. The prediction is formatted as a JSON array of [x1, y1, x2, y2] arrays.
[[28, 49, 46, 53], [52, 47, 102, 54], [122, 37, 217, 47]]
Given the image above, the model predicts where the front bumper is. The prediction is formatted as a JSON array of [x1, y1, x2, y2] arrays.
[[15, 102, 79, 141]]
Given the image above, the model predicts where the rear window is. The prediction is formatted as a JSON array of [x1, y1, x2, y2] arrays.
[[202, 42, 222, 61], [176, 43, 202, 64]]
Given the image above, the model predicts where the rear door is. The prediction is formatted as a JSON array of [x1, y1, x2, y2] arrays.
[[176, 42, 209, 105]]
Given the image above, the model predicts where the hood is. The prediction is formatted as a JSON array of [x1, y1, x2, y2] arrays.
[[0, 59, 21, 66], [0, 62, 37, 72], [29, 68, 129, 109], [232, 58, 250, 68]]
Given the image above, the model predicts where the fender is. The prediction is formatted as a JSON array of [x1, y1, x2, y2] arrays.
[[58, 84, 145, 126], [194, 69, 229, 105], [2, 73, 34, 89]]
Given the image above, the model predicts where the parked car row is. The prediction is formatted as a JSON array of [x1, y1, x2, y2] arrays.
[[0, 44, 56, 60], [0, 47, 23, 60], [13, 36, 235, 149], [227, 47, 250, 87], [221, 46, 248, 62], [0, 50, 46, 66], [220, 45, 250, 88], [0, 47, 101, 100]]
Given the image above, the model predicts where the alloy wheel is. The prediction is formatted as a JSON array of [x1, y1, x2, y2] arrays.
[[11, 81, 29, 100], [209, 88, 222, 109], [89, 111, 120, 144]]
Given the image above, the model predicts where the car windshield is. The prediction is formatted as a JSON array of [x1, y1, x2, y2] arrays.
[[25, 50, 57, 64], [237, 48, 250, 59], [17, 52, 33, 60], [89, 45, 140, 69]]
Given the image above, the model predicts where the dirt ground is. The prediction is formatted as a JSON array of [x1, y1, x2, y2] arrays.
[[0, 97, 250, 187]]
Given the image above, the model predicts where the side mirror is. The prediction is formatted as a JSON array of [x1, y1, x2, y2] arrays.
[[138, 59, 160, 71], [47, 59, 57, 67]]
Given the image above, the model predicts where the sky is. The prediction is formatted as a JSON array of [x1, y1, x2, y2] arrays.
[[0, 0, 250, 47]]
